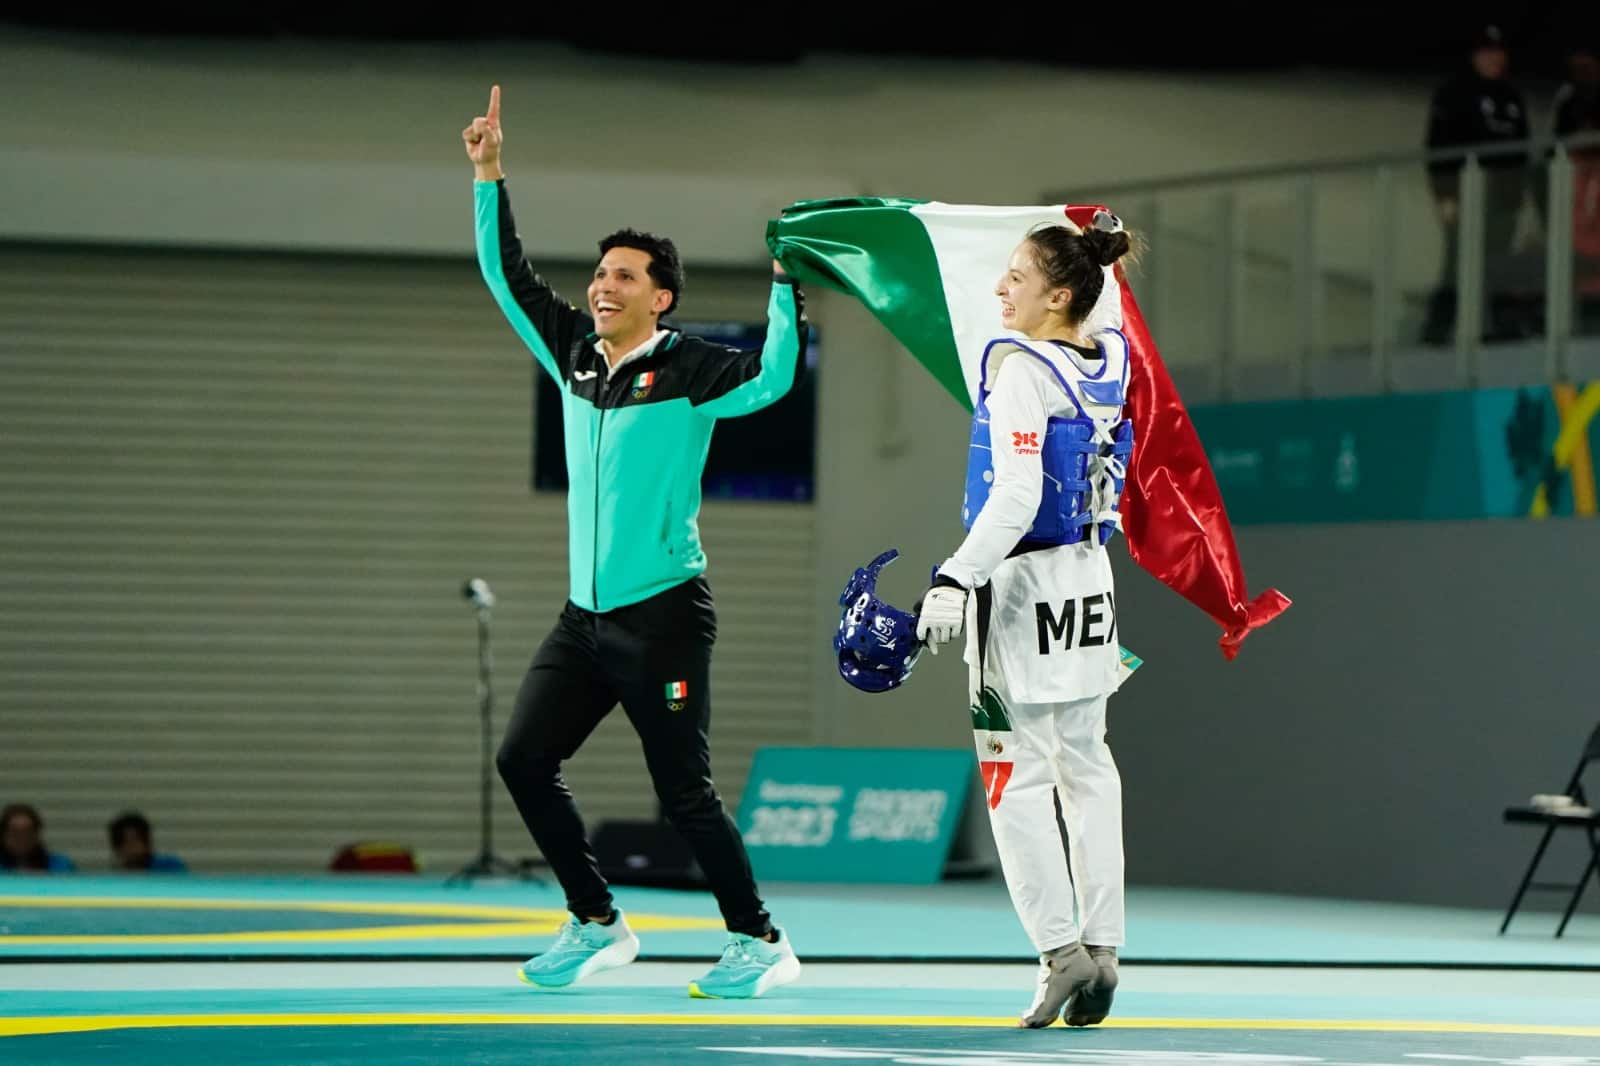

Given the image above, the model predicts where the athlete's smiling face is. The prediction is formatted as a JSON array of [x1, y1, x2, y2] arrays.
[[588, 247, 672, 343], [995, 241, 1070, 338]]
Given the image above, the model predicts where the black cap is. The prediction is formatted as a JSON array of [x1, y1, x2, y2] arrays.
[[1473, 24, 1507, 50]]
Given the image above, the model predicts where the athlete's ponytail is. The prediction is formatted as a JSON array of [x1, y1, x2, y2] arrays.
[[1025, 217, 1142, 325], [1080, 227, 1132, 269]]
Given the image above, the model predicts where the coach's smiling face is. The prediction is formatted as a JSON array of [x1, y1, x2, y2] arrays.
[[589, 248, 672, 345]]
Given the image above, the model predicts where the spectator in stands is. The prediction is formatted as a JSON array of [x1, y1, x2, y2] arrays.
[[107, 811, 187, 873], [1553, 45, 1599, 144], [1422, 24, 1533, 344], [1552, 45, 1600, 330], [1534, 45, 1598, 233], [1, 803, 76, 873]]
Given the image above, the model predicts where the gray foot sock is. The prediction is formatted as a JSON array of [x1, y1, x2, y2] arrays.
[[1064, 945, 1119, 1027], [1020, 942, 1099, 1028]]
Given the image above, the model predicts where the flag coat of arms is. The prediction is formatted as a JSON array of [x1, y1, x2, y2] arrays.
[[971, 685, 1016, 810], [767, 198, 1289, 658]]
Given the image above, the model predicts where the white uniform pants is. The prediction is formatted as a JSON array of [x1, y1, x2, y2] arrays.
[[971, 660, 1126, 952]]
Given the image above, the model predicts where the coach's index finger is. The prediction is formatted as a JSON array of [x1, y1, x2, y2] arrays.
[[487, 85, 501, 127]]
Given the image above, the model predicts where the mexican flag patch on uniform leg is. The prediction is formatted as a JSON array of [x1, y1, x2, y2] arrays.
[[665, 680, 688, 700], [971, 686, 1016, 810]]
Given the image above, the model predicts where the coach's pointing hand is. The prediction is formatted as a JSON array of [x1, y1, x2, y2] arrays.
[[463, 85, 504, 180]]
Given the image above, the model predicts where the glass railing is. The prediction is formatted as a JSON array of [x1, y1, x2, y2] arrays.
[[1046, 131, 1600, 401]]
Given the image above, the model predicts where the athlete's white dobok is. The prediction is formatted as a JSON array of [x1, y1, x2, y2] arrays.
[[939, 329, 1132, 955]]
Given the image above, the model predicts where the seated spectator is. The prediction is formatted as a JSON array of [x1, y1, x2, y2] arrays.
[[108, 811, 187, 873], [1, 803, 76, 873]]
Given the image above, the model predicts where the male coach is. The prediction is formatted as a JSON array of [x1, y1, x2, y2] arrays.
[[464, 86, 805, 1000]]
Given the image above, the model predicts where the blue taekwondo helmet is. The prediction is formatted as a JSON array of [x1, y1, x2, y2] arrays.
[[835, 549, 924, 693]]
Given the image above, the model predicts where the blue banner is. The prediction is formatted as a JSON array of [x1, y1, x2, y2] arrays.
[[736, 747, 973, 884], [1192, 382, 1600, 523]]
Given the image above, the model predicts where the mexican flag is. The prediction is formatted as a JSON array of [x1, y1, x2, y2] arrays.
[[767, 198, 1290, 659]]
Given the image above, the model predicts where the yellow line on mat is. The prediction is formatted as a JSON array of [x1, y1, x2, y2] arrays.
[[0, 896, 546, 918], [5, 923, 554, 946], [3, 1014, 1598, 1039], [0, 896, 721, 945]]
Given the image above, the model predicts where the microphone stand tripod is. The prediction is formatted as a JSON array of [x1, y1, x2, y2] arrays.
[[447, 581, 537, 885]]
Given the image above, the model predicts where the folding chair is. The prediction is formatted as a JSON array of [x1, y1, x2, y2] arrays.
[[1499, 721, 1600, 937]]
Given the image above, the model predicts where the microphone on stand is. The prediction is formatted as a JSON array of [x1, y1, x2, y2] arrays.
[[447, 574, 532, 885]]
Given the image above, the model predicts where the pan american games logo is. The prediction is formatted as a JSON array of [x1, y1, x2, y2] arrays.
[[743, 781, 947, 848]]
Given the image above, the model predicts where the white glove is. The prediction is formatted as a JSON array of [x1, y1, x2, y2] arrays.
[[916, 584, 968, 655]]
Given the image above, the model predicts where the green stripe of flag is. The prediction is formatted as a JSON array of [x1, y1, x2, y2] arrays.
[[768, 198, 1099, 413], [766, 197, 969, 408]]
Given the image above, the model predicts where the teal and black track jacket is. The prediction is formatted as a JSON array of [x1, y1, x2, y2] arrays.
[[475, 179, 808, 613]]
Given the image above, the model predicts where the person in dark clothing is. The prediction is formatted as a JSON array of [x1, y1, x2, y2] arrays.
[[108, 811, 188, 873], [1551, 45, 1600, 330], [461, 84, 803, 1000], [1, 803, 75, 874], [1422, 24, 1533, 344], [1553, 46, 1599, 143], [1533, 45, 1598, 234]]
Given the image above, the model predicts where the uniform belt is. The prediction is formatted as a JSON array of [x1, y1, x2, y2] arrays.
[[1007, 538, 1062, 559]]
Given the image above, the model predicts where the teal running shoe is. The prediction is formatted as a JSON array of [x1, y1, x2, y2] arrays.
[[517, 911, 639, 989], [687, 928, 801, 999]]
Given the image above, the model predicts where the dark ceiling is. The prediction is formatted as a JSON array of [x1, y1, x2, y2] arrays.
[[4, 7, 1598, 82]]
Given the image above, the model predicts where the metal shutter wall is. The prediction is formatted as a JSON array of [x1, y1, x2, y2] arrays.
[[0, 245, 814, 874]]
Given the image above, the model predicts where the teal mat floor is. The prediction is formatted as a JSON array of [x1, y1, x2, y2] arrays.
[[4, 877, 1598, 1063], [2, 875, 1596, 965], [7, 1022, 1600, 1066], [4, 962, 1599, 1063]]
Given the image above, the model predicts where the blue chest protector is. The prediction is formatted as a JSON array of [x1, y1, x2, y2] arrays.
[[961, 337, 1134, 548]]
